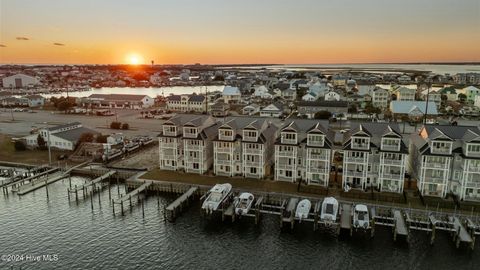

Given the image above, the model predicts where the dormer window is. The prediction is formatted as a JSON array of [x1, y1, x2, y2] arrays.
[[183, 127, 197, 138], [431, 141, 452, 155], [381, 138, 400, 151], [281, 132, 297, 144], [466, 143, 480, 157], [352, 136, 370, 150], [219, 129, 234, 141], [163, 125, 177, 136], [307, 134, 324, 147], [243, 130, 258, 142]]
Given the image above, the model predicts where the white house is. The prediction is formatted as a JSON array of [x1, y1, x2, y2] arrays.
[[302, 92, 317, 101], [242, 104, 261, 115], [23, 95, 45, 107], [24, 122, 98, 151], [2, 74, 40, 88], [222, 86, 241, 104], [253, 85, 273, 99], [260, 103, 283, 117], [84, 94, 154, 109], [324, 91, 341, 101]]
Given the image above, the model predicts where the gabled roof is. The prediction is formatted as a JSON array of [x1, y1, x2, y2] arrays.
[[390, 101, 438, 115]]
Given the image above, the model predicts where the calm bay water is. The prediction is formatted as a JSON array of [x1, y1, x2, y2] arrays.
[[0, 176, 479, 270]]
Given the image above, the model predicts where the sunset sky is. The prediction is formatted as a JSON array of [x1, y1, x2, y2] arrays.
[[0, 0, 479, 65]]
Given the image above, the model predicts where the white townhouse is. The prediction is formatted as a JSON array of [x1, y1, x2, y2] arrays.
[[213, 117, 277, 178], [342, 123, 407, 193], [158, 114, 216, 172], [222, 86, 241, 104], [394, 86, 416, 101], [166, 94, 207, 113], [274, 120, 333, 187], [409, 125, 480, 201], [370, 87, 389, 108]]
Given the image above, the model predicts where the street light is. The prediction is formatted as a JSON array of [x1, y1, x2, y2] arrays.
[[43, 122, 52, 165]]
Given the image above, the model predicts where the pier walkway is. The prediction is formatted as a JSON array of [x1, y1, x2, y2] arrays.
[[165, 186, 198, 222], [112, 181, 153, 215], [16, 171, 66, 195]]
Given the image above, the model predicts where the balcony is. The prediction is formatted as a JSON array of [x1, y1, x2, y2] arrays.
[[215, 159, 233, 165], [381, 173, 403, 180], [183, 132, 197, 139], [307, 141, 324, 147], [161, 154, 179, 160], [216, 147, 233, 153], [277, 163, 295, 169], [184, 144, 203, 151], [345, 157, 367, 163], [162, 130, 177, 137], [244, 148, 263, 155], [467, 166, 480, 173], [423, 162, 446, 169], [465, 181, 480, 189], [309, 153, 328, 160], [244, 160, 262, 167], [344, 171, 365, 178], [423, 176, 446, 184], [466, 151, 480, 158], [160, 142, 177, 149], [184, 157, 202, 163], [382, 159, 403, 166], [276, 151, 295, 157], [381, 145, 400, 152], [308, 168, 329, 174]]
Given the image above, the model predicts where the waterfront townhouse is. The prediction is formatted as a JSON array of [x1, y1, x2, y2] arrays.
[[158, 114, 216, 172], [342, 123, 407, 193], [213, 117, 277, 178], [409, 125, 480, 200], [274, 120, 333, 186]]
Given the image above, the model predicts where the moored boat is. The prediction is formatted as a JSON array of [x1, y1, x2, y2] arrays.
[[320, 197, 339, 223], [234, 192, 254, 215], [353, 204, 370, 230], [295, 199, 311, 220], [202, 183, 232, 213]]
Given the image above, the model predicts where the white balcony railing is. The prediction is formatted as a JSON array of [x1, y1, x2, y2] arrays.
[[281, 139, 297, 145], [243, 136, 258, 142], [160, 142, 177, 149], [277, 163, 295, 169], [423, 162, 446, 169], [345, 157, 367, 163], [344, 171, 365, 178], [219, 134, 234, 141], [161, 154, 178, 160], [424, 176, 446, 184], [184, 145, 203, 151], [244, 148, 263, 155], [308, 168, 329, 174], [381, 173, 403, 180], [309, 153, 328, 160], [276, 151, 295, 157], [215, 159, 233, 165], [244, 161, 262, 167], [352, 143, 369, 150], [468, 166, 480, 173], [216, 148, 233, 153], [162, 131, 177, 137], [383, 159, 403, 166]]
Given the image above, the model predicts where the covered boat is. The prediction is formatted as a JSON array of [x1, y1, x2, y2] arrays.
[[320, 197, 339, 222], [234, 192, 254, 215], [353, 204, 370, 230], [295, 199, 311, 220], [202, 183, 232, 213]]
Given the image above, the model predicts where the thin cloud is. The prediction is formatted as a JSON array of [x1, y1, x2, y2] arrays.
[[53, 42, 65, 46], [16, 37, 29, 40], [0, 44, 6, 47]]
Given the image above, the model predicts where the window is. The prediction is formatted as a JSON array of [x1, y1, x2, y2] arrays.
[[454, 171, 461, 180]]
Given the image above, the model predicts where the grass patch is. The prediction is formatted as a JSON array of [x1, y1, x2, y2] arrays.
[[0, 134, 67, 165]]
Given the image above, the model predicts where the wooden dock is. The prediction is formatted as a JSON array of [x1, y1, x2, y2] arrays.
[[16, 171, 66, 195], [165, 186, 198, 222], [340, 203, 352, 231], [451, 217, 473, 249], [393, 210, 409, 241], [112, 181, 153, 216], [67, 170, 116, 200]]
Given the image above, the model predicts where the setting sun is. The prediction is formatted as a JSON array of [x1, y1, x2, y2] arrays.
[[126, 53, 143, 65]]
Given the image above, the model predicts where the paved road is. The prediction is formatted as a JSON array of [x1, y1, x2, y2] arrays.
[[0, 109, 165, 137]]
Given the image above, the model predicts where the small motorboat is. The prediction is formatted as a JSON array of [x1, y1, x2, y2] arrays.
[[202, 183, 232, 214], [234, 192, 254, 216], [320, 197, 339, 223], [295, 199, 311, 221], [353, 204, 370, 230]]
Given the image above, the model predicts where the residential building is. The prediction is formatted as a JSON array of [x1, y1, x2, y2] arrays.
[[260, 103, 283, 117], [324, 91, 341, 101], [242, 104, 261, 115], [23, 122, 98, 151], [222, 86, 241, 104], [370, 87, 389, 108], [84, 94, 154, 109], [461, 86, 480, 103], [297, 100, 348, 118], [389, 101, 438, 121], [394, 86, 416, 101], [158, 114, 217, 173], [166, 94, 207, 113], [213, 117, 277, 178], [274, 119, 332, 186], [342, 123, 407, 193], [421, 89, 442, 107], [23, 95, 45, 107], [409, 125, 480, 201], [210, 101, 229, 117]]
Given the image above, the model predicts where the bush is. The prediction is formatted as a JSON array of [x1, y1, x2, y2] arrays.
[[110, 122, 122, 129], [314, 110, 332, 119], [14, 140, 26, 151], [96, 134, 108, 143], [121, 123, 129, 130]]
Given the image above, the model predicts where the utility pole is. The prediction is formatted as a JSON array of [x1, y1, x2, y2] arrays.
[[45, 122, 52, 165], [10, 86, 14, 121], [423, 79, 431, 125]]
